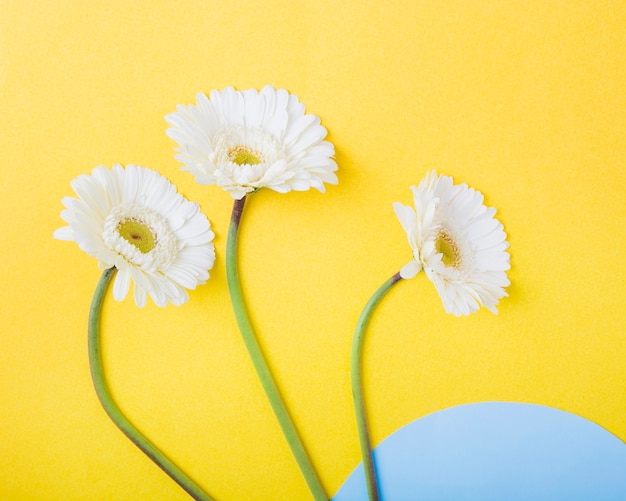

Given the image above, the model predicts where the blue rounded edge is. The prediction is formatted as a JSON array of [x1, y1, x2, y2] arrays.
[[333, 402, 626, 501]]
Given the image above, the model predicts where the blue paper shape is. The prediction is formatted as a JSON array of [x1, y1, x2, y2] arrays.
[[333, 402, 626, 500]]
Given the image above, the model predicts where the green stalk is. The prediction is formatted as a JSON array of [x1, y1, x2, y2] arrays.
[[88, 267, 215, 501], [351, 272, 403, 501], [226, 196, 327, 501]]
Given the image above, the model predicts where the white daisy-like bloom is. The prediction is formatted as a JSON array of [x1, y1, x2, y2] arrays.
[[393, 171, 510, 317], [165, 86, 338, 199], [54, 164, 216, 307]]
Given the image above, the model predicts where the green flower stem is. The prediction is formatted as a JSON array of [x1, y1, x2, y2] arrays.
[[226, 196, 327, 501], [89, 267, 214, 501], [351, 272, 403, 501]]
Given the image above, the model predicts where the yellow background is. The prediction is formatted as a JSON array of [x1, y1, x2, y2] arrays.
[[1, 1, 625, 499]]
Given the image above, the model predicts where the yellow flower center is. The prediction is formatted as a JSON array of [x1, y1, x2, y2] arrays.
[[228, 145, 262, 165], [118, 220, 156, 254], [435, 229, 462, 269]]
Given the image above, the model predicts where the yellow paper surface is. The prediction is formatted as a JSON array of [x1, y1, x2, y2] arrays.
[[1, 1, 625, 499]]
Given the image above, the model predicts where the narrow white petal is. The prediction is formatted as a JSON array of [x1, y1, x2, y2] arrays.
[[134, 284, 147, 308], [393, 202, 415, 235], [112, 268, 131, 301], [400, 260, 422, 279], [53, 227, 73, 240]]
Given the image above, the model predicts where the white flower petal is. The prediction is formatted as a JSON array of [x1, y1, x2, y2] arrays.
[[134, 284, 147, 308], [112, 267, 131, 301], [393, 202, 419, 255], [242, 89, 266, 129], [400, 260, 422, 280], [53, 227, 73, 241]]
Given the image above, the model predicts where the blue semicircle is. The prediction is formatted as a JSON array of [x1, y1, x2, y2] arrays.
[[333, 402, 626, 501]]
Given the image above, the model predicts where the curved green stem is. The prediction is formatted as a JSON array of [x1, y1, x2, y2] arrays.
[[226, 196, 327, 501], [89, 267, 215, 501], [351, 272, 403, 501]]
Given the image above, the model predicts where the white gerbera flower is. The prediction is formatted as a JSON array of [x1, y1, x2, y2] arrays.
[[165, 86, 338, 199], [393, 171, 510, 316], [54, 164, 216, 307]]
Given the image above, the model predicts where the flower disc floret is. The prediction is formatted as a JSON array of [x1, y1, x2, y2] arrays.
[[166, 86, 338, 199], [55, 164, 216, 307], [102, 203, 178, 273]]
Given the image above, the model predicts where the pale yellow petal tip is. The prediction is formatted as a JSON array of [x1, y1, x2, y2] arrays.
[[392, 201, 404, 215], [53, 226, 73, 241], [400, 260, 422, 280], [485, 304, 499, 315]]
